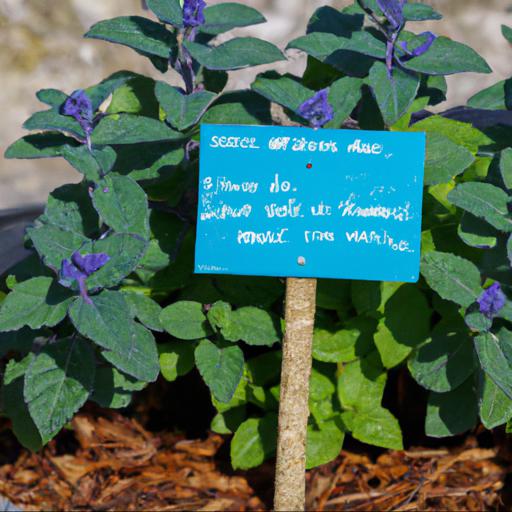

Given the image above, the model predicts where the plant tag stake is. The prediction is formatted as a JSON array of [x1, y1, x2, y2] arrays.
[[196, 124, 426, 511]]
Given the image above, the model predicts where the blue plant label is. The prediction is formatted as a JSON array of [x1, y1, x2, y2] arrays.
[[195, 124, 426, 282]]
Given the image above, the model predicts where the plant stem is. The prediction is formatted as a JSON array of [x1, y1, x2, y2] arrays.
[[274, 277, 317, 511]]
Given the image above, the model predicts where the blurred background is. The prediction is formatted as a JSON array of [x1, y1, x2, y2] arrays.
[[1, 0, 511, 209]]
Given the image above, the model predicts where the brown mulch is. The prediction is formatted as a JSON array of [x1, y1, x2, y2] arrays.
[[0, 411, 510, 511]]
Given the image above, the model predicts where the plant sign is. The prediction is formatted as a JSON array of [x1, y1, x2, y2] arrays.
[[196, 124, 426, 282]]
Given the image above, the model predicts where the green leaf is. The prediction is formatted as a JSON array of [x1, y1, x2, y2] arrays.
[[84, 233, 149, 290], [500, 148, 512, 190], [201, 3, 266, 35], [424, 132, 474, 186], [230, 414, 278, 470], [221, 307, 280, 347], [146, 0, 182, 27], [202, 90, 272, 125], [195, 339, 244, 403], [86, 70, 142, 111], [401, 36, 491, 75], [502, 24, 512, 44], [474, 330, 512, 400], [352, 407, 403, 450], [5, 133, 79, 160], [448, 182, 512, 232], [458, 213, 498, 249], [369, 62, 420, 126], [69, 291, 159, 382], [465, 304, 493, 333], [374, 285, 431, 368], [479, 371, 512, 429], [28, 181, 102, 268], [36, 88, 67, 107], [337, 354, 386, 411], [306, 419, 345, 469], [27, 223, 86, 271], [211, 406, 247, 435], [207, 300, 233, 331], [92, 114, 182, 145], [160, 301, 212, 340], [403, 3, 442, 21], [184, 38, 285, 71], [44, 183, 99, 237], [409, 319, 475, 393], [212, 374, 249, 413], [61, 145, 116, 181], [313, 316, 375, 363], [310, 366, 336, 402], [23, 108, 85, 139], [135, 211, 186, 280], [122, 291, 162, 332], [155, 82, 216, 130], [159, 341, 196, 382], [421, 252, 482, 307], [411, 115, 491, 153], [468, 79, 512, 110], [106, 75, 159, 117], [351, 280, 383, 316], [24, 339, 94, 439], [112, 143, 184, 181], [426, 378, 478, 437], [92, 174, 149, 238], [91, 366, 146, 409], [251, 72, 313, 112], [2, 355, 47, 450], [0, 277, 73, 332], [325, 76, 363, 128], [373, 321, 411, 369], [306, 6, 363, 37], [102, 323, 159, 383], [85, 16, 175, 59], [288, 31, 385, 61]]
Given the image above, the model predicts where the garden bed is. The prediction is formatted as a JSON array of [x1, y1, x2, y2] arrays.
[[0, 378, 510, 512]]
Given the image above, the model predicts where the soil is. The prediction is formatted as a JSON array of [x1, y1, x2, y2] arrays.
[[0, 369, 511, 511]]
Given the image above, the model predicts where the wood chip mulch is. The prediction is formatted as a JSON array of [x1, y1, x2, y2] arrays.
[[0, 410, 510, 511]]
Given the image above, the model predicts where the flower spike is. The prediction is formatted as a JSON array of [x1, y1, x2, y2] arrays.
[[477, 282, 506, 319], [297, 89, 334, 129]]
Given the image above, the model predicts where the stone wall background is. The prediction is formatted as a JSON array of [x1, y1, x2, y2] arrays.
[[1, 0, 511, 208]]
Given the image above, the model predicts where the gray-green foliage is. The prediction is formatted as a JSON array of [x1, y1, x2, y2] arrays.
[[1, 0, 282, 450]]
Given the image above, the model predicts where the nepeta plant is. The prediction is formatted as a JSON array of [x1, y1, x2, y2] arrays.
[[1, 0, 283, 451], [1, 0, 511, 471]]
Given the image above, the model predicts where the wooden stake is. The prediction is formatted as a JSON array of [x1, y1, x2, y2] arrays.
[[274, 277, 317, 511]]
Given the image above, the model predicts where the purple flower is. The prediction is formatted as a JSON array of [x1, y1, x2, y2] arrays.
[[297, 89, 334, 128], [377, 0, 406, 30], [183, 0, 206, 28], [399, 31, 437, 58], [477, 283, 506, 319], [60, 89, 94, 148], [60, 251, 110, 304]]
